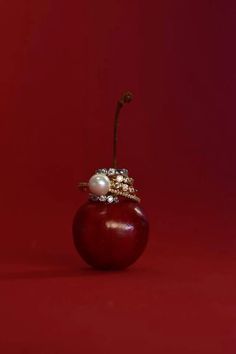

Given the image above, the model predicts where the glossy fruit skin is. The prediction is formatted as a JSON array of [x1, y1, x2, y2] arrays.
[[73, 199, 149, 270]]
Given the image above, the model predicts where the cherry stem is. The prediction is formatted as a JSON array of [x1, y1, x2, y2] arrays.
[[112, 91, 134, 168]]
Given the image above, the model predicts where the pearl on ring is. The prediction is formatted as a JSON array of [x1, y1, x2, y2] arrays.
[[88, 174, 110, 196]]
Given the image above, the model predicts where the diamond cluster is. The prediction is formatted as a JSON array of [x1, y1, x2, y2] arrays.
[[89, 194, 119, 204], [111, 174, 135, 194], [96, 168, 128, 177]]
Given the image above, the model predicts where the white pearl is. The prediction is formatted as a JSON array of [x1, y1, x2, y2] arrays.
[[88, 174, 110, 196]]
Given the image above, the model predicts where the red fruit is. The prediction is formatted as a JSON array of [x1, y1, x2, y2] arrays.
[[73, 199, 149, 270]]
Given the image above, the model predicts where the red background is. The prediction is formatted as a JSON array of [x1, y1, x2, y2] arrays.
[[0, 1, 236, 353]]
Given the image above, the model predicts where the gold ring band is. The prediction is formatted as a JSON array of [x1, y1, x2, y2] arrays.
[[109, 188, 140, 203]]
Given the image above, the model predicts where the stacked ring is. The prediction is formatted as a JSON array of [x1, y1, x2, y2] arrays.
[[77, 168, 140, 203]]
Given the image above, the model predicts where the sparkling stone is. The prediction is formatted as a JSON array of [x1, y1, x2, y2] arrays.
[[116, 175, 123, 182], [99, 195, 107, 202], [88, 174, 110, 196], [122, 184, 129, 191], [108, 168, 115, 175], [107, 195, 114, 203], [114, 169, 128, 176], [130, 187, 135, 193], [96, 168, 108, 175]]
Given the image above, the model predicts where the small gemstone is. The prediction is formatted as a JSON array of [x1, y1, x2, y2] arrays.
[[108, 168, 115, 175], [116, 175, 123, 182], [96, 168, 108, 174], [99, 195, 106, 202], [107, 195, 114, 203], [115, 169, 128, 176], [129, 187, 134, 193], [122, 184, 129, 191], [115, 182, 121, 189]]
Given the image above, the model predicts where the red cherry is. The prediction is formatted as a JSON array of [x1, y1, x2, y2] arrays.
[[73, 199, 149, 270]]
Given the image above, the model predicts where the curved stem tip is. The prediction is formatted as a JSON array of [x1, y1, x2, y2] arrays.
[[112, 91, 134, 168]]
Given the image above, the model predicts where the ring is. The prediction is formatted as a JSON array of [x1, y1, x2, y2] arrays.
[[77, 168, 140, 203]]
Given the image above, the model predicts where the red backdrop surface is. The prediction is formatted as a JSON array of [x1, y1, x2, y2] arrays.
[[0, 1, 236, 353]]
